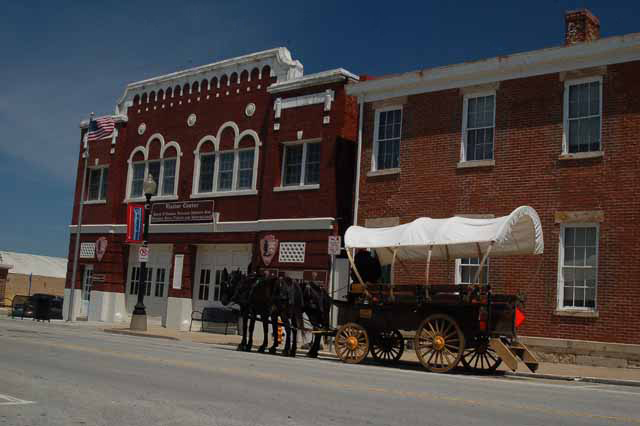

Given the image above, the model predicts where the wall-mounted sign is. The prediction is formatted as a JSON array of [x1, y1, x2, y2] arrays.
[[328, 235, 341, 256], [126, 204, 145, 243], [151, 201, 214, 224], [260, 234, 278, 267], [138, 246, 150, 262], [92, 273, 106, 283], [95, 237, 108, 262]]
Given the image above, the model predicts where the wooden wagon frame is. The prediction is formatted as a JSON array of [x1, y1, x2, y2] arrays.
[[330, 206, 543, 373]]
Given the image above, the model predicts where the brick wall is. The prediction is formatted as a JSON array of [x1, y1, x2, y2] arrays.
[[357, 61, 640, 344]]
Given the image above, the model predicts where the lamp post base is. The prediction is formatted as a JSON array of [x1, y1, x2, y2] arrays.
[[130, 313, 148, 331]]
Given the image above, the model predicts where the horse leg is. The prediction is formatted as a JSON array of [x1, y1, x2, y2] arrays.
[[238, 309, 248, 351], [289, 313, 298, 357], [269, 313, 278, 354], [307, 333, 320, 358], [258, 311, 268, 353], [247, 312, 256, 352], [282, 314, 291, 356]]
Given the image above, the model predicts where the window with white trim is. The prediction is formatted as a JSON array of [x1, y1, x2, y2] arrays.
[[462, 94, 495, 162], [87, 167, 108, 201], [282, 141, 321, 187], [564, 78, 602, 154], [373, 108, 401, 170], [129, 158, 177, 198], [195, 148, 256, 194], [559, 225, 598, 309], [456, 258, 489, 285]]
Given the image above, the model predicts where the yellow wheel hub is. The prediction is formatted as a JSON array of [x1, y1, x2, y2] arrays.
[[433, 335, 445, 351], [346, 336, 359, 350]]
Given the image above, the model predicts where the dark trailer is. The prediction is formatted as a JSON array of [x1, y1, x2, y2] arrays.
[[333, 206, 542, 373]]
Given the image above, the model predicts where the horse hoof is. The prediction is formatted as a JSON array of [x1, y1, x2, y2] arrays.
[[306, 352, 318, 358], [257, 346, 266, 353], [268, 347, 277, 355], [289, 352, 296, 358], [244, 346, 252, 352], [237, 345, 244, 351], [282, 350, 290, 357]]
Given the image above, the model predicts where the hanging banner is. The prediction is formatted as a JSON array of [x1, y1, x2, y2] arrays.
[[126, 204, 145, 243], [260, 234, 278, 267], [95, 237, 108, 262]]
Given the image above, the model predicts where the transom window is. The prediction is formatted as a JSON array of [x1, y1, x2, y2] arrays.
[[129, 157, 177, 198], [559, 225, 598, 309], [87, 167, 108, 201], [373, 108, 401, 170], [196, 148, 256, 194], [282, 141, 321, 187], [462, 94, 495, 162], [456, 258, 489, 285], [564, 78, 602, 153]]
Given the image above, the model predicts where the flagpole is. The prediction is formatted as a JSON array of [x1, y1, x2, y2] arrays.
[[67, 112, 93, 322]]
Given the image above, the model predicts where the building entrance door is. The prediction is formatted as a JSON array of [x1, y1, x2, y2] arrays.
[[192, 245, 251, 313], [80, 265, 93, 318], [126, 245, 172, 319]]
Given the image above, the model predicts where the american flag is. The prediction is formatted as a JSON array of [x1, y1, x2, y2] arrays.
[[87, 116, 115, 141]]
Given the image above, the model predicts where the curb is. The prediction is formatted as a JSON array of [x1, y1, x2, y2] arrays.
[[103, 328, 180, 341], [504, 371, 640, 388]]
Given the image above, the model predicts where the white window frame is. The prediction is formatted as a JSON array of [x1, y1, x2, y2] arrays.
[[86, 165, 109, 204], [371, 106, 402, 172], [192, 147, 258, 198], [557, 223, 599, 311], [127, 158, 178, 201], [455, 258, 490, 285], [562, 76, 603, 155], [460, 91, 496, 164], [274, 138, 321, 192]]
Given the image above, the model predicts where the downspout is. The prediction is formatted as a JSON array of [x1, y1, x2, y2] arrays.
[[353, 96, 364, 226]]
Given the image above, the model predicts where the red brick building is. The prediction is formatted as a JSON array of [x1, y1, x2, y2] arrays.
[[65, 48, 358, 329], [346, 11, 640, 345]]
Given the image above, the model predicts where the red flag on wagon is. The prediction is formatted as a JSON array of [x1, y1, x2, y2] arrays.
[[515, 307, 525, 328]]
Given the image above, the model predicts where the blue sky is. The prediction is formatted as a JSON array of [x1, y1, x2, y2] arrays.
[[1, 0, 638, 258]]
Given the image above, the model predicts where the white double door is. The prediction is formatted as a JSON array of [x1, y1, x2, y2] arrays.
[[192, 245, 251, 313], [126, 244, 172, 318]]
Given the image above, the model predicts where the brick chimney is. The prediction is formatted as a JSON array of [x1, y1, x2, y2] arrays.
[[565, 9, 601, 45]]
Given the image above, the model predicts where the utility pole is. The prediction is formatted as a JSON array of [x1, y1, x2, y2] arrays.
[[67, 113, 92, 322]]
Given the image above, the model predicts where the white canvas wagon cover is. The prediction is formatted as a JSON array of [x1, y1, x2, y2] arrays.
[[345, 206, 543, 265]]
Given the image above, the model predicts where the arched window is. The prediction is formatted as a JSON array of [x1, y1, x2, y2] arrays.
[[192, 122, 260, 197], [126, 135, 182, 201]]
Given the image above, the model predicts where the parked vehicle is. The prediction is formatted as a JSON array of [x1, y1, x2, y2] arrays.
[[330, 206, 542, 373]]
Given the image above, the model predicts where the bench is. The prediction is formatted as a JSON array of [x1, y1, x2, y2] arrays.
[[190, 307, 240, 335]]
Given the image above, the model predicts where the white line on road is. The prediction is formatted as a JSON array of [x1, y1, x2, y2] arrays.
[[0, 393, 35, 406]]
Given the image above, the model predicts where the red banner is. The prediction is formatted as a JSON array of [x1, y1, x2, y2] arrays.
[[126, 204, 145, 243]]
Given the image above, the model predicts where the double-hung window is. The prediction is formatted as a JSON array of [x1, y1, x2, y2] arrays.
[[462, 93, 495, 162], [558, 225, 598, 309], [373, 108, 401, 170], [196, 148, 256, 195], [129, 158, 178, 199], [281, 141, 321, 188], [456, 258, 489, 285], [87, 167, 108, 201], [564, 77, 602, 154]]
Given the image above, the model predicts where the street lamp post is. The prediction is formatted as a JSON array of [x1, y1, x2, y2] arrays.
[[130, 174, 157, 331]]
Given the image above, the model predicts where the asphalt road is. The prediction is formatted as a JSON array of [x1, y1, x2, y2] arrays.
[[1, 319, 639, 426]]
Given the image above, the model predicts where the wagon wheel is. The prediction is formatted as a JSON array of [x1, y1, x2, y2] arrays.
[[370, 329, 405, 364], [334, 322, 369, 364], [414, 314, 465, 373], [461, 339, 502, 373]]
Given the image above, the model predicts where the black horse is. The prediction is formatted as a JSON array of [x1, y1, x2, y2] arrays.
[[301, 281, 331, 358], [221, 269, 332, 357], [220, 269, 279, 353]]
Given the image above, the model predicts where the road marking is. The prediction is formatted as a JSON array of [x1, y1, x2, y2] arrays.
[[0, 393, 35, 406]]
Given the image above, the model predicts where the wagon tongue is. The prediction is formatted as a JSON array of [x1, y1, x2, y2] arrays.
[[515, 307, 526, 328]]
